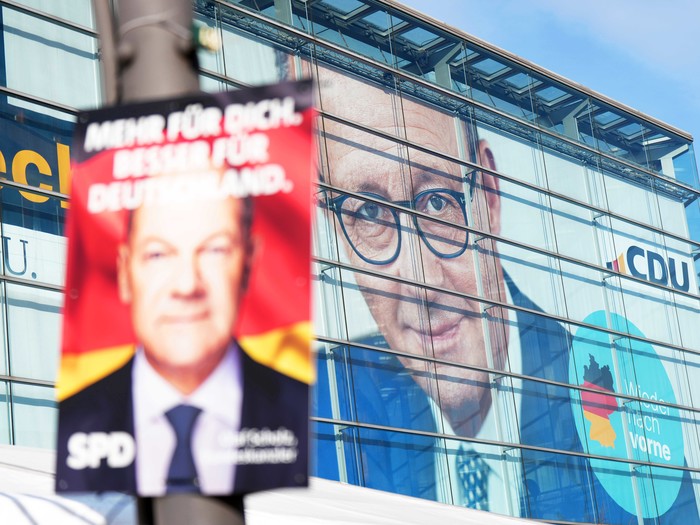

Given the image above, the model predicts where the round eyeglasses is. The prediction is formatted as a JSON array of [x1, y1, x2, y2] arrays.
[[329, 188, 469, 265]]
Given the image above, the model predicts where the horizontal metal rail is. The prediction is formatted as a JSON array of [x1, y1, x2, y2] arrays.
[[317, 180, 700, 303], [0, 0, 96, 37], [312, 415, 700, 474], [313, 255, 700, 359], [315, 332, 700, 417], [215, 0, 700, 198]]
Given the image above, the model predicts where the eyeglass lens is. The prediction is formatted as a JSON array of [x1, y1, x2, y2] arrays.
[[414, 191, 468, 257], [337, 190, 468, 263]]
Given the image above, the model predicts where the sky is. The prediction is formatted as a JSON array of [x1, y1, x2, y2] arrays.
[[398, 0, 700, 174]]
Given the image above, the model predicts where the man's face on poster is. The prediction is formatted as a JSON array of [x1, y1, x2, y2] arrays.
[[118, 193, 250, 393], [321, 72, 506, 435]]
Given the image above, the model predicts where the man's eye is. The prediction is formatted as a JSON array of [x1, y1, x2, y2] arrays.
[[419, 192, 459, 215], [426, 195, 447, 212], [143, 250, 168, 261], [357, 202, 382, 221], [204, 244, 231, 255]]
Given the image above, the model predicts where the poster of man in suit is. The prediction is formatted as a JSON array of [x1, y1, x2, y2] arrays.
[[55, 80, 315, 497]]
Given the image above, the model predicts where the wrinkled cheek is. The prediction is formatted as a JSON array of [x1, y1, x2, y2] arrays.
[[356, 272, 396, 310]]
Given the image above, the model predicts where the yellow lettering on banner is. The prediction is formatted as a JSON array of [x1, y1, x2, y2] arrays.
[[12, 150, 52, 203], [240, 321, 314, 384], [0, 150, 6, 188], [57, 143, 71, 209]]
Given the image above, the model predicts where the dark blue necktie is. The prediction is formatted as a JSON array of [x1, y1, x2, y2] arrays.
[[457, 446, 490, 511], [165, 404, 202, 493]]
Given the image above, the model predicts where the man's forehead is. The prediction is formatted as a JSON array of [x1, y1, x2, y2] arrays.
[[326, 127, 463, 193], [129, 197, 243, 239], [319, 67, 462, 152]]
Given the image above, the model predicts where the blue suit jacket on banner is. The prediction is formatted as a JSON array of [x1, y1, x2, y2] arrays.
[[318, 277, 699, 523]]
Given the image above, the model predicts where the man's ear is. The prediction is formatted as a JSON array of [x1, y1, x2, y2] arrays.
[[477, 139, 501, 236], [116, 245, 132, 304]]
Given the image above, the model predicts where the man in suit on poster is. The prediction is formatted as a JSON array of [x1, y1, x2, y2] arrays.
[[56, 183, 307, 496], [315, 65, 700, 523]]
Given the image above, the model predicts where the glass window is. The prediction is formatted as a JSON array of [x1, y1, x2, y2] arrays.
[[497, 242, 571, 320], [6, 283, 62, 382], [310, 420, 341, 482], [603, 172, 659, 228], [8, 1, 95, 28], [0, 381, 10, 444], [443, 436, 522, 515], [464, 48, 537, 123], [218, 9, 293, 86], [664, 143, 699, 189], [657, 191, 693, 239], [475, 116, 547, 188], [550, 199, 599, 266], [2, 7, 100, 110], [0, 285, 6, 377], [519, 448, 597, 522], [317, 63, 405, 140], [199, 73, 231, 93], [0, 106, 74, 215], [541, 143, 590, 203], [0, 189, 67, 288], [11, 382, 56, 448], [353, 425, 445, 501]]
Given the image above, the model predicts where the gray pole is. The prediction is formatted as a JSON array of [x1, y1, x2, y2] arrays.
[[116, 0, 199, 103], [91, 1, 244, 523]]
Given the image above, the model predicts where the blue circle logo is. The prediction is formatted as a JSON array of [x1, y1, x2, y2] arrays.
[[569, 311, 684, 517]]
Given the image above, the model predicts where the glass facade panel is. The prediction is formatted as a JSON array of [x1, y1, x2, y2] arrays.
[[229, 0, 698, 189], [0, 186, 67, 287], [9, 0, 95, 28], [11, 382, 56, 448], [6, 283, 61, 382], [519, 448, 596, 522], [0, 381, 10, 444], [316, 63, 405, 139], [1, 7, 100, 110], [301, 7, 700, 516]]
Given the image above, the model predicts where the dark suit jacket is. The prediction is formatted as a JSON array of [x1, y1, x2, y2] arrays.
[[56, 346, 308, 495], [316, 276, 699, 523]]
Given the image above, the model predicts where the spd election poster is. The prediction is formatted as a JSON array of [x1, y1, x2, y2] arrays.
[[55, 80, 314, 496]]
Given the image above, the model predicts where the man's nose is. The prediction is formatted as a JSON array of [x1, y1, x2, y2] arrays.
[[391, 217, 447, 298], [172, 254, 203, 296]]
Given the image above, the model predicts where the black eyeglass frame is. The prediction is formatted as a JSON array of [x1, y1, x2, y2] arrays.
[[328, 184, 473, 265]]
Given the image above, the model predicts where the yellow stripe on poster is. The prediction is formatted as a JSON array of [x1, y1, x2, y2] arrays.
[[240, 321, 314, 384], [56, 345, 135, 401]]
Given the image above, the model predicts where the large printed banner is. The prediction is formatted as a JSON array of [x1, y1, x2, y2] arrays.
[[55, 80, 314, 496], [313, 63, 699, 523]]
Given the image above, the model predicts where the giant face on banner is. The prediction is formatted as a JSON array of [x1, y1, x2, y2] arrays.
[[55, 80, 315, 497], [318, 64, 508, 440]]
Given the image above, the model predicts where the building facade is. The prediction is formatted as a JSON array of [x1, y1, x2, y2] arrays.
[[0, 0, 699, 523]]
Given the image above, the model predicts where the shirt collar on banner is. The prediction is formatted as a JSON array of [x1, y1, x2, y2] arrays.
[[133, 342, 243, 430]]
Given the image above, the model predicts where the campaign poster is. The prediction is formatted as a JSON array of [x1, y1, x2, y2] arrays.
[[55, 80, 315, 496]]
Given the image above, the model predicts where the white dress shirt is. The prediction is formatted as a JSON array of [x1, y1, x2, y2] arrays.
[[431, 290, 524, 516], [132, 345, 243, 496]]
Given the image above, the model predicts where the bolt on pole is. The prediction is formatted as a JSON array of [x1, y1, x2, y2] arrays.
[[91, 1, 242, 524]]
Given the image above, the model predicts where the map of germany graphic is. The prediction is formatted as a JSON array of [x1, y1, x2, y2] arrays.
[[581, 355, 618, 448]]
